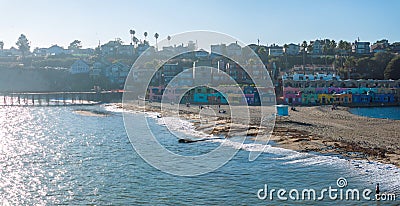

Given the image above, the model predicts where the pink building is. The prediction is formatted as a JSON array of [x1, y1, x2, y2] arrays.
[[283, 87, 302, 105], [328, 87, 348, 94]]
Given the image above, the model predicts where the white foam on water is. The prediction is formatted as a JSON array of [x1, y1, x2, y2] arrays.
[[103, 104, 160, 117], [210, 138, 400, 194], [102, 104, 125, 113], [104, 103, 400, 195]]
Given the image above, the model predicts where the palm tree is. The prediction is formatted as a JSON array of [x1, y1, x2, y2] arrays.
[[129, 29, 135, 45], [301, 41, 307, 66], [330, 40, 337, 55], [144, 32, 148, 44], [154, 33, 159, 51], [322, 43, 329, 66], [344, 41, 352, 54], [283, 44, 288, 54], [283, 44, 289, 68], [133, 36, 139, 46], [167, 35, 171, 45], [307, 44, 314, 65]]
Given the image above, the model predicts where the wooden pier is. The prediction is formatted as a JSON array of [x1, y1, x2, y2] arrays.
[[0, 91, 123, 106]]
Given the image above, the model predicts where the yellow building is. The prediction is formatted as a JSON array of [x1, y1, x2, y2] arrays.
[[333, 93, 352, 104], [317, 94, 335, 104]]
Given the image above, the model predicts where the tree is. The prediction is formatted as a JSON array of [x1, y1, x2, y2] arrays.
[[257, 47, 268, 64], [343, 41, 352, 54], [133, 36, 139, 46], [68, 40, 82, 50], [384, 55, 400, 80], [114, 38, 123, 45], [258, 47, 266, 55], [16, 34, 30, 58], [0, 41, 4, 51], [356, 57, 375, 78], [283, 44, 288, 54], [344, 56, 356, 79], [283, 44, 289, 68], [372, 52, 394, 79], [154, 32, 159, 51], [129, 29, 135, 45], [301, 41, 307, 65], [307, 44, 314, 65], [144, 31, 148, 43], [329, 40, 337, 55], [338, 40, 345, 52], [167, 35, 171, 45]]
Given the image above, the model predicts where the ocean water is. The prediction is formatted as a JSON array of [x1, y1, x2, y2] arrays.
[[350, 107, 400, 120], [0, 105, 399, 205]]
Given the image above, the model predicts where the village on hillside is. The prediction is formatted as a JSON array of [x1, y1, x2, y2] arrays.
[[0, 32, 400, 106]]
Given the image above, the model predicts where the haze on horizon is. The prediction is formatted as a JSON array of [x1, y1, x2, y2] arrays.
[[0, 0, 399, 49]]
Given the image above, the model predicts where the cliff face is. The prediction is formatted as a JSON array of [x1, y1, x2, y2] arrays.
[[0, 68, 69, 92]]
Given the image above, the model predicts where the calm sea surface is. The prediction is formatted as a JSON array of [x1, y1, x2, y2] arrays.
[[0, 105, 399, 205], [350, 107, 400, 120]]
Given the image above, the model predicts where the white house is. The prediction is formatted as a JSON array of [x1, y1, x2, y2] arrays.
[[285, 43, 300, 56], [310, 40, 324, 55], [268, 45, 284, 56], [0, 47, 22, 56], [211, 44, 227, 56], [47, 45, 69, 56], [70, 59, 90, 74], [226, 42, 242, 57], [33, 48, 47, 56]]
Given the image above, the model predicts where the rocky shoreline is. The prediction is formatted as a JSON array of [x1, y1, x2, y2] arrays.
[[120, 102, 400, 167]]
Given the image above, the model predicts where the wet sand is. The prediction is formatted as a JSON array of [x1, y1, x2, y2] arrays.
[[74, 109, 110, 117], [120, 102, 400, 167]]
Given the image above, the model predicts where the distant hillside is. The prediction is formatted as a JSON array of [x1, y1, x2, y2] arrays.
[[0, 67, 69, 92]]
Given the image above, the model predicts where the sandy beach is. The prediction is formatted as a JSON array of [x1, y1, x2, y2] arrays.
[[121, 102, 400, 167]]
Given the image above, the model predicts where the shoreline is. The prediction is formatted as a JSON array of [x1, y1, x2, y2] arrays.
[[119, 102, 400, 167]]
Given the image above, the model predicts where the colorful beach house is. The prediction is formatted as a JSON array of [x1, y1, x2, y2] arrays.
[[193, 87, 227, 104], [282, 72, 400, 106], [333, 93, 352, 104], [371, 93, 395, 103], [300, 87, 317, 105], [283, 87, 302, 105], [352, 93, 372, 104], [318, 93, 335, 104], [302, 93, 318, 105]]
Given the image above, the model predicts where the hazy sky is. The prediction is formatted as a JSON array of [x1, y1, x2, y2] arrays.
[[1, 0, 399, 49]]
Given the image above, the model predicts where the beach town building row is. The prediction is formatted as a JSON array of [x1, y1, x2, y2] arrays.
[[133, 58, 275, 105], [146, 85, 275, 106], [282, 73, 400, 105]]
